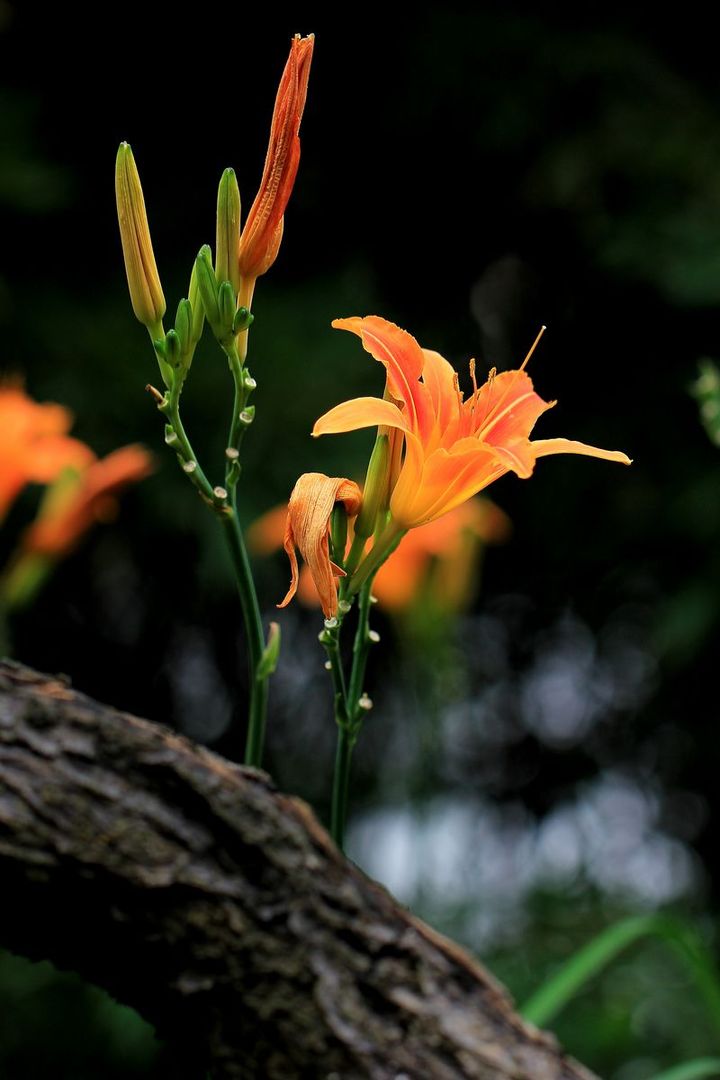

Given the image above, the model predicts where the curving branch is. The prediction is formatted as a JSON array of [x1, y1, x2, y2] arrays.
[[0, 659, 597, 1080]]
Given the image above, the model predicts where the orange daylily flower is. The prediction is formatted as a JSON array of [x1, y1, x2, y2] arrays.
[[277, 472, 362, 619], [314, 316, 631, 531], [22, 445, 154, 559], [236, 33, 314, 309], [0, 384, 94, 524]]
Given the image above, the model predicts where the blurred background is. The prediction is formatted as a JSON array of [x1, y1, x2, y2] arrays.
[[2, 1, 720, 1075]]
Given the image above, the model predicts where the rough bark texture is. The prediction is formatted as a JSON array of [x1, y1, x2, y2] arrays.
[[0, 659, 598, 1080]]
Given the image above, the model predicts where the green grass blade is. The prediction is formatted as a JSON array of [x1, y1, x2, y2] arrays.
[[520, 913, 720, 1035], [649, 1058, 720, 1080]]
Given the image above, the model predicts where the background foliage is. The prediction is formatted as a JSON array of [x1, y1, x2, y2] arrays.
[[2, 2, 720, 1075]]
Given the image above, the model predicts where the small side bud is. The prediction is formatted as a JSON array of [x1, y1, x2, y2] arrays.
[[174, 298, 192, 354], [257, 621, 281, 679], [218, 280, 237, 336], [233, 306, 254, 334], [115, 142, 166, 336], [239, 406, 255, 425], [215, 167, 242, 295], [164, 329, 182, 367]]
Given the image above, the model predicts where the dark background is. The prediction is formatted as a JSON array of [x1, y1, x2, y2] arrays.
[[2, 2, 720, 1075]]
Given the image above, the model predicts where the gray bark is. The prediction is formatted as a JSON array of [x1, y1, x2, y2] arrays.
[[0, 659, 597, 1080]]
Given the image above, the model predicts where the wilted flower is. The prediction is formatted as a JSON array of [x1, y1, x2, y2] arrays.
[[276, 472, 362, 619]]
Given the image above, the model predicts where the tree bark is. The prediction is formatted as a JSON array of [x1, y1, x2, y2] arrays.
[[0, 659, 597, 1080]]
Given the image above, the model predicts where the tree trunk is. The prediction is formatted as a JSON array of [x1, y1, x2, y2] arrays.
[[0, 659, 597, 1080]]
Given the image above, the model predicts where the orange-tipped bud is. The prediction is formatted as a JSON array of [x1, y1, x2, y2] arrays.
[[278, 472, 361, 619], [115, 143, 166, 336], [237, 34, 314, 288]]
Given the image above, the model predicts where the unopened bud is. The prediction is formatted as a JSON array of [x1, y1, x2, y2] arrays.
[[115, 143, 166, 336], [215, 167, 241, 295], [187, 261, 206, 346], [182, 460, 197, 474], [354, 433, 390, 540], [233, 306, 254, 334], [174, 298, 192, 355], [194, 245, 220, 329], [164, 329, 182, 367], [213, 485, 228, 501], [368, 629, 380, 644], [218, 280, 237, 337], [239, 407, 255, 425], [358, 694, 373, 711]]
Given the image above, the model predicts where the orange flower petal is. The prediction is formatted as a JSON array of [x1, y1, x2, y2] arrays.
[[332, 316, 435, 443], [313, 396, 411, 437], [532, 438, 632, 465], [278, 473, 362, 619], [392, 440, 502, 527]]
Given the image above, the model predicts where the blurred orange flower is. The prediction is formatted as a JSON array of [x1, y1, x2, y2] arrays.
[[237, 33, 314, 308], [314, 317, 631, 530], [1, 445, 154, 611], [21, 445, 154, 559], [0, 384, 94, 523]]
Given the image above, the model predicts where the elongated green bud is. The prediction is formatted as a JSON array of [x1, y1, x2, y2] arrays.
[[115, 143, 166, 336], [188, 261, 205, 346], [215, 168, 241, 295], [194, 245, 220, 328], [354, 433, 390, 539]]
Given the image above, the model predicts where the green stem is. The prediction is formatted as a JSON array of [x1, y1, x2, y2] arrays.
[[347, 522, 404, 595], [163, 395, 215, 502], [331, 724, 353, 848], [327, 579, 377, 851], [347, 580, 374, 712], [219, 494, 269, 767]]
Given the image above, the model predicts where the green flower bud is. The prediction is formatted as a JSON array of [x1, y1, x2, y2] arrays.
[[215, 167, 241, 296]]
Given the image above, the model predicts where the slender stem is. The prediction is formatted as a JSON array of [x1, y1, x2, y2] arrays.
[[347, 522, 404, 595], [164, 396, 215, 501], [331, 724, 353, 848], [219, 494, 269, 767], [327, 578, 377, 852], [347, 581, 374, 711]]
